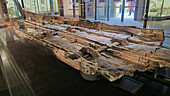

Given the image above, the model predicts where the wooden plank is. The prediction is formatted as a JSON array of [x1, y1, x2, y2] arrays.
[[12, 11, 170, 82]]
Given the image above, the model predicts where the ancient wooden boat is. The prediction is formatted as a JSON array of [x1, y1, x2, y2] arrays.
[[11, 11, 170, 82]]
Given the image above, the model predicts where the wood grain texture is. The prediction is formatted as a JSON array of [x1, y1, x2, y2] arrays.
[[12, 11, 170, 82]]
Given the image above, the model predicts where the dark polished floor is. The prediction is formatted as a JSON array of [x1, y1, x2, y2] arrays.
[[0, 27, 170, 96]]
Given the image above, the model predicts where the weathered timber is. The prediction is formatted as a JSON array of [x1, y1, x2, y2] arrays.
[[11, 11, 170, 82]]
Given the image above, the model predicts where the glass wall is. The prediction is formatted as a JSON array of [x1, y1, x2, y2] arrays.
[[86, 0, 94, 19], [86, 0, 137, 21]]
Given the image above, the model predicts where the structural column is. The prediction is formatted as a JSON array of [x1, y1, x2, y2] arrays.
[[143, 0, 150, 28], [78, 0, 81, 18], [78, 0, 86, 19], [21, 0, 26, 19], [36, 0, 40, 14], [107, 0, 110, 21], [73, 0, 76, 18], [50, 0, 55, 15], [58, 0, 64, 16], [94, 0, 97, 20], [83, 0, 86, 19], [134, 0, 145, 21], [13, 0, 25, 29], [160, 0, 164, 17], [13, 0, 25, 18], [121, 0, 125, 22]]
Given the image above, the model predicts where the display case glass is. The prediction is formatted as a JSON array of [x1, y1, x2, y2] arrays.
[[6, 0, 59, 15], [148, 0, 170, 17]]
